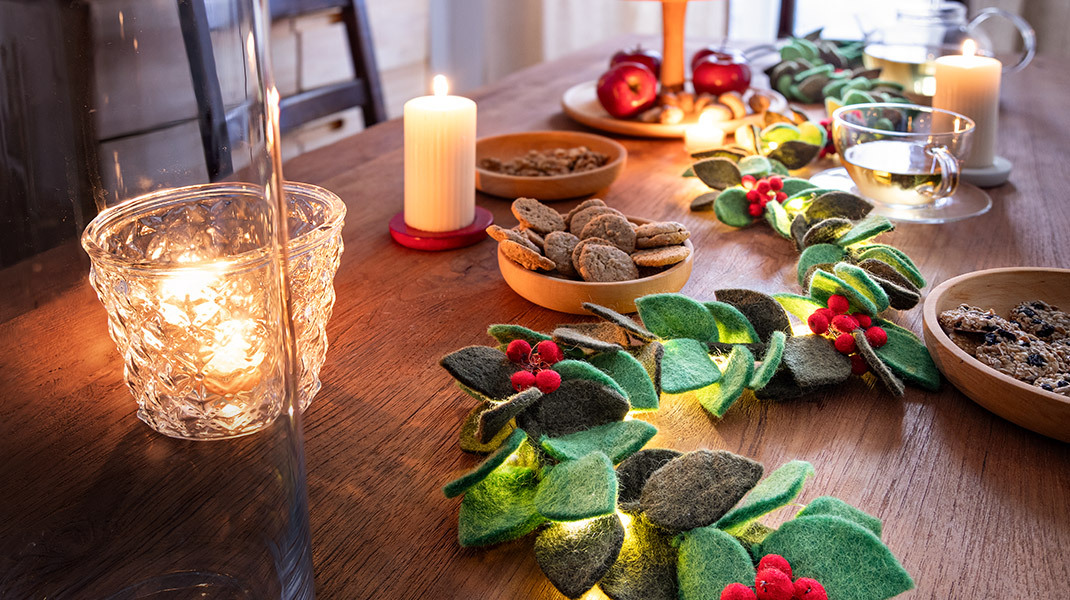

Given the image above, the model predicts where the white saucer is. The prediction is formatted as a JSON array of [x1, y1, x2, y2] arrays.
[[809, 167, 992, 224]]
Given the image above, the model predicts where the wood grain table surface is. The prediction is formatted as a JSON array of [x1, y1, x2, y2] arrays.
[[1, 37, 1068, 599]]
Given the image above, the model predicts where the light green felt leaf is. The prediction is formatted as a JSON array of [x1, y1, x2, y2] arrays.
[[772, 293, 824, 324], [873, 318, 942, 391], [779, 177, 817, 198], [636, 293, 720, 342], [540, 420, 657, 464], [553, 359, 627, 398], [749, 330, 786, 389], [682, 166, 695, 177], [678, 526, 757, 600], [458, 465, 545, 547], [487, 324, 551, 348], [768, 158, 790, 176], [444, 428, 528, 498], [703, 301, 760, 344], [759, 515, 914, 600], [854, 244, 926, 288], [764, 200, 793, 238], [534, 452, 618, 521], [809, 269, 878, 316], [697, 345, 754, 418], [715, 460, 814, 532], [662, 338, 722, 394], [715, 187, 754, 228], [738, 155, 773, 177], [835, 214, 894, 247], [834, 262, 890, 313], [590, 351, 659, 411], [797, 496, 882, 537], [797, 244, 847, 286]]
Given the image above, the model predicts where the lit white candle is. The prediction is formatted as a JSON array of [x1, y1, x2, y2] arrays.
[[684, 111, 726, 154], [933, 40, 1001, 168], [403, 75, 477, 232]]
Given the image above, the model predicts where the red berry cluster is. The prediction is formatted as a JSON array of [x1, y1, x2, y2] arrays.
[[817, 119, 835, 159], [506, 339, 564, 393], [806, 294, 888, 375], [719, 554, 827, 600], [743, 175, 788, 218]]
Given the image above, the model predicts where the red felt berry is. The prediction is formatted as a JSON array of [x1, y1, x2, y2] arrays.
[[720, 583, 757, 600], [505, 339, 532, 363], [535, 340, 563, 364], [850, 353, 869, 375], [775, 191, 787, 201], [748, 203, 764, 217], [756, 180, 771, 195], [831, 314, 859, 333], [826, 294, 850, 315], [757, 554, 792, 578], [754, 568, 794, 600], [865, 326, 888, 348], [534, 368, 561, 394], [814, 308, 835, 323], [511, 370, 536, 392], [793, 578, 828, 600], [834, 332, 857, 355], [746, 189, 761, 202], [807, 311, 830, 335], [742, 175, 757, 187], [768, 176, 783, 191], [853, 313, 872, 329]]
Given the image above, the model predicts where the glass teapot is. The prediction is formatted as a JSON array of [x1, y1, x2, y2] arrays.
[[862, 2, 1036, 97]]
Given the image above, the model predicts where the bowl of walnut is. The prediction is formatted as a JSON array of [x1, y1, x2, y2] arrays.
[[476, 130, 626, 201], [922, 267, 1070, 442]]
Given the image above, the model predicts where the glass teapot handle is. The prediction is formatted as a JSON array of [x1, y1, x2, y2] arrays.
[[969, 8, 1036, 73]]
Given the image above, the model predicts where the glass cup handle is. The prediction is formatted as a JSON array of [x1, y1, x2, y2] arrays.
[[969, 8, 1036, 74], [926, 146, 960, 201]]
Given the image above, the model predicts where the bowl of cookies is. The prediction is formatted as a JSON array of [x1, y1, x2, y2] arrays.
[[490, 198, 693, 315], [476, 131, 626, 201], [922, 267, 1070, 442]]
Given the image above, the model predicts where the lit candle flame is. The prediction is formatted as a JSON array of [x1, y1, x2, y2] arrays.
[[432, 74, 449, 97], [962, 39, 977, 58]]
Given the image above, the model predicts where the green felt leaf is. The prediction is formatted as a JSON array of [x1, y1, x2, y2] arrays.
[[458, 465, 545, 547], [738, 155, 773, 177], [590, 350, 660, 411], [749, 330, 786, 390], [553, 359, 627, 398], [714, 187, 754, 228], [487, 324, 551, 348], [477, 387, 543, 443], [873, 318, 942, 391], [691, 148, 747, 163], [759, 514, 914, 600], [834, 262, 890, 313], [535, 452, 618, 521], [696, 345, 754, 418], [636, 294, 720, 342], [779, 177, 817, 199], [801, 217, 854, 249], [716, 460, 815, 532], [797, 244, 846, 286], [797, 496, 882, 537], [808, 269, 878, 316], [678, 526, 757, 600], [661, 338, 722, 394], [804, 191, 873, 223], [768, 158, 790, 176], [764, 200, 793, 238], [459, 401, 515, 453], [703, 301, 760, 344], [835, 214, 894, 247], [854, 244, 926, 288], [772, 293, 824, 324], [714, 289, 793, 344], [767, 140, 820, 170], [682, 166, 695, 177], [842, 88, 877, 105], [440, 346, 517, 399], [444, 428, 528, 498], [693, 158, 743, 190], [690, 192, 718, 212], [540, 420, 657, 464], [783, 187, 839, 211], [535, 515, 625, 599]]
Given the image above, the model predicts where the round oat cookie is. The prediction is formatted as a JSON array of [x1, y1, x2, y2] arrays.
[[635, 221, 690, 248], [511, 197, 565, 234], [974, 334, 1060, 384], [486, 225, 539, 252], [571, 237, 615, 267], [1034, 374, 1070, 396], [564, 198, 607, 229], [1010, 300, 1070, 340], [518, 227, 545, 250], [580, 213, 637, 254], [544, 231, 580, 277], [577, 244, 639, 282], [569, 206, 622, 236], [631, 245, 691, 267], [500, 239, 555, 271]]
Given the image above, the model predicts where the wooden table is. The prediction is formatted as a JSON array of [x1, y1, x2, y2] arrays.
[[2, 38, 1068, 599]]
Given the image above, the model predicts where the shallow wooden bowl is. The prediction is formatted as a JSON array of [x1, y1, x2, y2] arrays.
[[922, 267, 1070, 442], [497, 218, 693, 315], [475, 130, 626, 201]]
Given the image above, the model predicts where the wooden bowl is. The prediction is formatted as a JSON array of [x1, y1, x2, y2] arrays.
[[475, 131, 626, 201], [497, 218, 693, 315], [922, 267, 1070, 442]]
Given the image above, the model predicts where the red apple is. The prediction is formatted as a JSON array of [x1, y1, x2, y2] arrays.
[[596, 61, 658, 119], [611, 45, 662, 79], [692, 54, 752, 96], [690, 46, 743, 72]]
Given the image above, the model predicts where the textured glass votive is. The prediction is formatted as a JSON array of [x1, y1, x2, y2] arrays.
[[82, 182, 345, 439]]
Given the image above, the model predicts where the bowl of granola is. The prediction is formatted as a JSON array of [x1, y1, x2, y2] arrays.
[[475, 130, 626, 201], [922, 267, 1070, 442]]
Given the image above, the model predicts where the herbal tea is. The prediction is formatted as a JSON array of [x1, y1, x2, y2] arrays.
[[843, 140, 946, 207]]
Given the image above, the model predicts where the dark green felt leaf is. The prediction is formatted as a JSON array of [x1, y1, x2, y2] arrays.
[[779, 176, 817, 198], [801, 217, 853, 249], [764, 200, 793, 238], [535, 514, 625, 599], [583, 303, 659, 341], [487, 324, 551, 348], [856, 258, 920, 296], [749, 330, 786, 389], [715, 460, 814, 532], [598, 511, 680, 600], [873, 318, 942, 391], [535, 452, 618, 521], [477, 387, 543, 443], [553, 359, 627, 398], [772, 293, 824, 324], [797, 496, 882, 537], [678, 526, 757, 600], [714, 289, 793, 343], [661, 338, 722, 394], [767, 140, 820, 170], [835, 214, 894, 247], [444, 428, 528, 498], [738, 155, 773, 177], [855, 329, 904, 396], [691, 192, 718, 212], [590, 350, 660, 410], [854, 244, 926, 288], [808, 269, 878, 316], [636, 293, 720, 342], [691, 148, 746, 162], [459, 402, 515, 453], [682, 166, 695, 177], [440, 346, 517, 399], [714, 187, 754, 228], [804, 191, 873, 223], [703, 301, 760, 344], [641, 450, 764, 531], [693, 158, 743, 190], [781, 334, 853, 388], [870, 273, 921, 310], [696, 345, 754, 418], [458, 465, 545, 547], [541, 420, 657, 464], [759, 515, 914, 600], [797, 244, 847, 286], [834, 262, 890, 313], [632, 341, 664, 396]]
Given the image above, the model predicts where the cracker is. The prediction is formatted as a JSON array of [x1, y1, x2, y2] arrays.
[[577, 245, 639, 282], [543, 231, 580, 276], [512, 197, 565, 234], [632, 245, 691, 267], [564, 198, 607, 229], [580, 214, 637, 254], [500, 239, 555, 271], [486, 224, 539, 252], [570, 206, 622, 236]]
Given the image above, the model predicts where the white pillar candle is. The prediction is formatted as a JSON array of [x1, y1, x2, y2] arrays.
[[404, 75, 477, 232], [933, 40, 1001, 169], [684, 111, 726, 154]]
